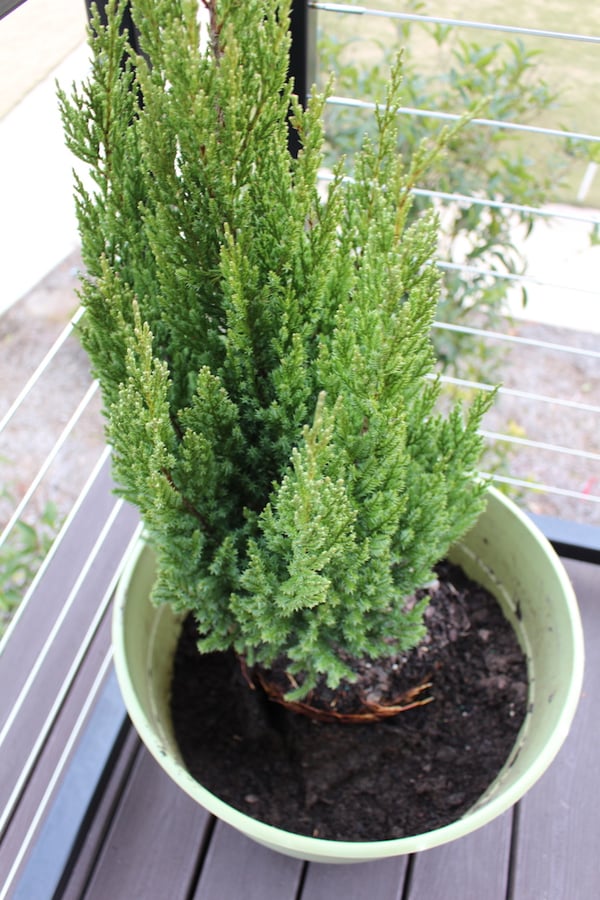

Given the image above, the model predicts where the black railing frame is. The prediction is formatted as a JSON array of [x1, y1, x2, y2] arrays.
[[0, 0, 25, 21]]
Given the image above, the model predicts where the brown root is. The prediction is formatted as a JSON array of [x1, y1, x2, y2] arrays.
[[255, 670, 434, 724]]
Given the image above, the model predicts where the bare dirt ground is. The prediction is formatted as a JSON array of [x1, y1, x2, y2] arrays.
[[0, 249, 598, 540]]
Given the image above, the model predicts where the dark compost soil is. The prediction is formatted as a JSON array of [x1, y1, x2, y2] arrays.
[[170, 560, 528, 842]]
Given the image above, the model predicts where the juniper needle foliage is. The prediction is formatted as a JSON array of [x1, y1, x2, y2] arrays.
[[60, 0, 494, 698]]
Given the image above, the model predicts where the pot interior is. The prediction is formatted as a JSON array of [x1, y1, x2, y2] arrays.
[[113, 488, 583, 861]]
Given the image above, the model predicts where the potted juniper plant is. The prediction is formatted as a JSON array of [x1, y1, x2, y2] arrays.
[[59, 0, 583, 862]]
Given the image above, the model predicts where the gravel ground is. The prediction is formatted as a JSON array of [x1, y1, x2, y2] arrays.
[[0, 249, 598, 538], [0, 249, 104, 531], [483, 320, 600, 526]]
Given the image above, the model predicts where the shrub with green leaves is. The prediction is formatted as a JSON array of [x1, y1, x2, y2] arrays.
[[59, 0, 494, 699], [319, 2, 565, 376]]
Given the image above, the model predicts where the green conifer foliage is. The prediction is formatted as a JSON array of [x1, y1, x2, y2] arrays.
[[59, 0, 495, 698]]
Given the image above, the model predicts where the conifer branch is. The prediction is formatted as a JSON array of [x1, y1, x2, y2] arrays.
[[61, 0, 496, 700]]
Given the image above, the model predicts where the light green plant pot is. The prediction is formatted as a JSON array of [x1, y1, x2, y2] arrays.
[[112, 487, 584, 863]]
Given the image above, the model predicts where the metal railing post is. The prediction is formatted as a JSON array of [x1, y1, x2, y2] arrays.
[[289, 0, 316, 108]]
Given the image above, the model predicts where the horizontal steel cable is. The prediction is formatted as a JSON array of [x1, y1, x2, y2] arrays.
[[0, 445, 112, 653], [486, 472, 600, 503], [325, 95, 600, 145], [432, 322, 600, 360], [438, 260, 599, 297], [317, 172, 600, 227], [438, 374, 600, 416], [480, 430, 600, 464], [312, 3, 600, 45], [0, 307, 84, 437], [0, 380, 100, 552], [413, 189, 600, 228]]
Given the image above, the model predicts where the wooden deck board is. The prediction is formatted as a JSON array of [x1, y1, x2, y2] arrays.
[[0, 612, 113, 884], [81, 749, 211, 899], [302, 857, 407, 900], [510, 558, 599, 900], [406, 812, 512, 900], [0, 457, 118, 736], [0, 465, 139, 889], [192, 820, 304, 900], [59, 729, 142, 900], [3, 664, 127, 900]]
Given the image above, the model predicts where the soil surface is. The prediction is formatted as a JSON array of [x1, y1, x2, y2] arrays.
[[171, 560, 528, 841]]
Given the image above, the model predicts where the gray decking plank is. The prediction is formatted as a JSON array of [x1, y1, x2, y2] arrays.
[[302, 857, 408, 900], [6, 667, 128, 900], [407, 812, 512, 900], [59, 729, 142, 900], [83, 748, 211, 899], [192, 819, 304, 900], [0, 608, 116, 887], [511, 558, 598, 900], [0, 492, 139, 845], [0, 456, 118, 733]]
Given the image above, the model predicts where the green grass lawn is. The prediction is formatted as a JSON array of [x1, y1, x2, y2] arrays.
[[316, 0, 600, 207]]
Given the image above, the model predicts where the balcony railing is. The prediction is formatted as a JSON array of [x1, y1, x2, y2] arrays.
[[313, 2, 600, 550], [2, 3, 598, 636]]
